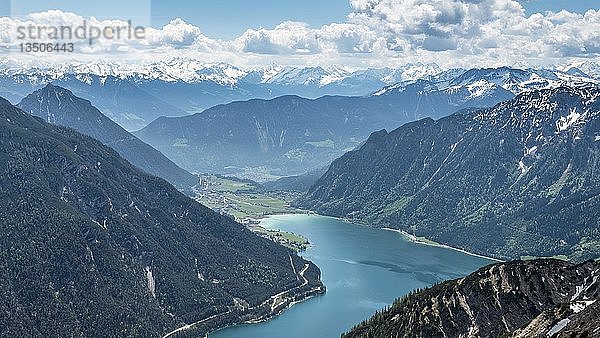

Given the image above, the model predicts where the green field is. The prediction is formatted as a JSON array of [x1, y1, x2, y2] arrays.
[[194, 176, 308, 250], [249, 225, 310, 251]]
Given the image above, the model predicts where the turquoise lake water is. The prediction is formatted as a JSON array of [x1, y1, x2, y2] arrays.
[[211, 214, 493, 338]]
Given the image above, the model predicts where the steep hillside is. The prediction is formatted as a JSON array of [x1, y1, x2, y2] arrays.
[[0, 98, 322, 337], [263, 167, 328, 192], [297, 87, 600, 261], [17, 85, 197, 191], [344, 259, 599, 338]]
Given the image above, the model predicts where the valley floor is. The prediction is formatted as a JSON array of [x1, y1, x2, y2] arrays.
[[193, 175, 310, 251]]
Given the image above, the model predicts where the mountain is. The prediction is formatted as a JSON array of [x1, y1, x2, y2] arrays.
[[133, 92, 497, 180], [55, 74, 189, 131], [0, 67, 188, 131], [0, 59, 442, 130], [133, 75, 279, 116], [344, 259, 600, 338], [561, 60, 600, 80], [243, 63, 444, 98], [2, 59, 596, 131], [263, 167, 328, 192], [375, 66, 597, 97], [17, 85, 198, 191], [0, 97, 323, 337], [297, 86, 600, 261], [137, 68, 570, 179]]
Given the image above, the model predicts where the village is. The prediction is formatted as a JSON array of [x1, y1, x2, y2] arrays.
[[193, 175, 310, 251]]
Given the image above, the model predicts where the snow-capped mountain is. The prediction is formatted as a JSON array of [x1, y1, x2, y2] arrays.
[[0, 58, 249, 85], [241, 62, 443, 97], [374, 67, 598, 99], [560, 60, 600, 80], [2, 57, 598, 131], [0, 58, 448, 129], [0, 57, 440, 88]]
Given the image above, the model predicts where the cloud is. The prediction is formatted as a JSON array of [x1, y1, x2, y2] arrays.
[[0, 3, 599, 69], [144, 18, 220, 50], [317, 23, 386, 54], [235, 22, 320, 55], [235, 22, 389, 56]]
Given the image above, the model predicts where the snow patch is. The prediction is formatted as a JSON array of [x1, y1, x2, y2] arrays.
[[194, 258, 205, 281], [570, 300, 596, 313], [547, 319, 570, 337], [145, 266, 156, 298], [466, 79, 496, 98], [556, 108, 582, 132], [518, 160, 529, 174], [571, 284, 586, 301], [595, 136, 600, 142], [92, 219, 108, 231]]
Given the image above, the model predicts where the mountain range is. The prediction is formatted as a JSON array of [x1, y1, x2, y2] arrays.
[[2, 57, 600, 338], [0, 59, 443, 130], [16, 85, 197, 191], [297, 86, 600, 261], [134, 67, 597, 179], [0, 97, 323, 337], [2, 59, 597, 131], [345, 259, 600, 338]]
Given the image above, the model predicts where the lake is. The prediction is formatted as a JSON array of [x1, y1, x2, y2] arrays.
[[210, 214, 494, 338]]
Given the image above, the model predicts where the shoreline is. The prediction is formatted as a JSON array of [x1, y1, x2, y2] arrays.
[[259, 213, 504, 263], [199, 212, 502, 337], [167, 285, 324, 338], [381, 227, 504, 263], [162, 252, 325, 338], [207, 291, 322, 337]]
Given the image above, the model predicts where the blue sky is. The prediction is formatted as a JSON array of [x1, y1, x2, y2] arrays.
[[151, 0, 352, 39], [3, 0, 596, 38], [521, 0, 597, 16]]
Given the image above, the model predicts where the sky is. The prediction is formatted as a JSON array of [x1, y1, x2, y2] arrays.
[[0, 0, 599, 69]]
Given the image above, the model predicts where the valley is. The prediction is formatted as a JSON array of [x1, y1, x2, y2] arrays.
[[193, 175, 309, 251], [2, 44, 599, 337]]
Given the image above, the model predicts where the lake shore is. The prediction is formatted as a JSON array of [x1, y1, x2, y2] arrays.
[[213, 213, 498, 338], [260, 213, 504, 263], [165, 259, 324, 338], [381, 227, 504, 263]]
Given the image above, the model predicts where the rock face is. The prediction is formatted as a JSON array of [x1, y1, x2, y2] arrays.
[[344, 259, 600, 338], [17, 84, 198, 191], [0, 98, 322, 337], [297, 86, 600, 261]]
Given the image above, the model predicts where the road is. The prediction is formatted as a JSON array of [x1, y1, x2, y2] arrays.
[[162, 257, 311, 338]]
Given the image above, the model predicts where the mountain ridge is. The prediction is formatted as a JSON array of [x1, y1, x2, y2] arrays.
[[296, 86, 600, 261], [344, 259, 600, 338], [136, 68, 570, 179], [17, 84, 198, 191], [0, 97, 323, 337], [2, 60, 598, 131]]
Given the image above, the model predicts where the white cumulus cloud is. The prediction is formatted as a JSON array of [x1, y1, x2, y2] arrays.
[[0, 3, 599, 69]]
